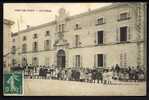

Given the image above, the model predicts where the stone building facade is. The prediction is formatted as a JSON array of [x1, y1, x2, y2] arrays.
[[11, 3, 146, 69], [3, 19, 14, 72]]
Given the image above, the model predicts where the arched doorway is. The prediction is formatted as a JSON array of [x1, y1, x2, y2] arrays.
[[57, 49, 65, 68]]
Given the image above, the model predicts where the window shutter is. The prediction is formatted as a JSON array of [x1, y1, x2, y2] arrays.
[[73, 55, 75, 67], [94, 54, 96, 67], [124, 53, 127, 68], [49, 40, 51, 49], [96, 18, 98, 25], [128, 8, 131, 18], [80, 56, 82, 68], [44, 40, 46, 49], [103, 54, 106, 67], [117, 11, 120, 20], [120, 53, 123, 67], [103, 18, 105, 24], [103, 31, 105, 44], [116, 27, 120, 42], [94, 54, 97, 68], [127, 25, 131, 41], [95, 32, 97, 45]]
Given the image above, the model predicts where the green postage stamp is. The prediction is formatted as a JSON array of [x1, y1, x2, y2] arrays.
[[3, 72, 24, 96]]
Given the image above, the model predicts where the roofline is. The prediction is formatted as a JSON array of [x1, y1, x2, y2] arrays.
[[13, 20, 56, 35], [68, 3, 130, 20], [14, 3, 131, 35]]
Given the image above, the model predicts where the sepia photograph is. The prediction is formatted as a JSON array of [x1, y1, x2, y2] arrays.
[[3, 2, 147, 96]]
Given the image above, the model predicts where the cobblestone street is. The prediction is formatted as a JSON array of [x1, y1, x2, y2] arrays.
[[24, 79, 146, 96]]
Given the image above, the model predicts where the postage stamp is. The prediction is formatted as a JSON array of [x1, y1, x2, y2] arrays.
[[3, 72, 24, 96]]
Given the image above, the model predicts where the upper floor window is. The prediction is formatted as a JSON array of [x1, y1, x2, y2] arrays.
[[58, 25, 61, 33], [12, 39, 15, 42], [12, 46, 16, 54], [75, 55, 81, 67], [120, 26, 128, 42], [76, 24, 79, 29], [96, 31, 103, 45], [97, 54, 104, 67], [32, 41, 38, 52], [22, 43, 27, 53], [62, 24, 65, 32], [96, 17, 105, 25], [22, 57, 27, 66], [118, 12, 130, 21], [45, 31, 50, 36], [75, 35, 80, 47], [33, 33, 38, 39], [32, 57, 38, 65], [74, 24, 82, 30], [12, 59, 16, 66], [23, 36, 26, 41], [58, 24, 65, 33], [44, 40, 51, 50]]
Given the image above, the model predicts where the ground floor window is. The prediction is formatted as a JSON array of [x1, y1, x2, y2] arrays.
[[75, 55, 80, 67], [12, 59, 16, 66], [32, 57, 38, 66], [94, 54, 105, 67], [97, 54, 103, 67], [22, 57, 27, 66]]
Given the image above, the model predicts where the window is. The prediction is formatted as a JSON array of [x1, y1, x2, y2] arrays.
[[23, 36, 26, 41], [58, 24, 65, 32], [96, 17, 104, 25], [22, 43, 27, 53], [97, 54, 103, 67], [97, 31, 103, 45], [75, 35, 79, 47], [44, 40, 50, 50], [12, 39, 15, 42], [74, 24, 81, 30], [119, 12, 129, 21], [22, 57, 27, 66], [76, 24, 79, 29], [33, 42, 38, 52], [75, 55, 80, 67], [120, 53, 123, 67], [12, 59, 16, 66], [32, 57, 38, 65], [45, 31, 50, 36], [120, 26, 127, 42], [33, 33, 37, 39], [12, 46, 16, 54], [62, 24, 64, 32]]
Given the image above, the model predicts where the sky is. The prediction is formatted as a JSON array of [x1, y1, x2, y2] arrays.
[[4, 3, 112, 33]]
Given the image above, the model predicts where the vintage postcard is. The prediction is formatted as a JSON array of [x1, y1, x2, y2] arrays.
[[3, 2, 147, 96]]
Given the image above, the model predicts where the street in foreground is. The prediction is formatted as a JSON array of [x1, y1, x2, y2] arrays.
[[24, 79, 146, 96]]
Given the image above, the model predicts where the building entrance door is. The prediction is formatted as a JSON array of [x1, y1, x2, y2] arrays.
[[57, 49, 65, 68]]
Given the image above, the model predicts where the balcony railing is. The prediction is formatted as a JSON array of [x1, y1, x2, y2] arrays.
[[117, 17, 130, 21]]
